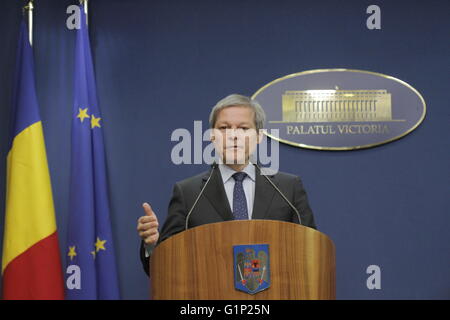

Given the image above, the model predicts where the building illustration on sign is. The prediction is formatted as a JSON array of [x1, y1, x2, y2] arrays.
[[281, 89, 392, 122]]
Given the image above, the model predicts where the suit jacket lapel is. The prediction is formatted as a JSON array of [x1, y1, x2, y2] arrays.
[[202, 166, 234, 221], [252, 165, 276, 220]]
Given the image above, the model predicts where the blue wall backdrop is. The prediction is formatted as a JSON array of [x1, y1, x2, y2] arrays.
[[0, 0, 449, 299]]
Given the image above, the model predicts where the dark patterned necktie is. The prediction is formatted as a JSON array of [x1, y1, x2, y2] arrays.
[[232, 172, 248, 220]]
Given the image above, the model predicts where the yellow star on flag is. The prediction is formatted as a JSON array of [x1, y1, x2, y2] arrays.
[[77, 108, 90, 123], [68, 246, 77, 261], [91, 115, 102, 129], [95, 237, 107, 252], [91, 250, 96, 259]]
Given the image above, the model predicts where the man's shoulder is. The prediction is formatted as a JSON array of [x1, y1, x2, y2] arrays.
[[266, 169, 301, 183], [175, 168, 211, 188], [272, 170, 298, 179]]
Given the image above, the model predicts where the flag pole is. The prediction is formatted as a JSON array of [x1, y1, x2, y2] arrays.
[[80, 0, 88, 26], [23, 0, 34, 46]]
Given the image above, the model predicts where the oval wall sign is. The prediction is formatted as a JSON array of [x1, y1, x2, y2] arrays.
[[252, 69, 426, 150]]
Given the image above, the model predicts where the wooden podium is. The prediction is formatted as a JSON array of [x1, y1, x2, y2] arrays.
[[150, 220, 335, 299]]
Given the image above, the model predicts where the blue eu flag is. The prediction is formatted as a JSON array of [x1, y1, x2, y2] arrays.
[[65, 5, 120, 299]]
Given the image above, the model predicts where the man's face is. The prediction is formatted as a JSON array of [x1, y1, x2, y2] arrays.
[[211, 105, 262, 166]]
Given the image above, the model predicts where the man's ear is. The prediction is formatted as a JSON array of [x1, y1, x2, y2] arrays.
[[210, 129, 215, 142], [257, 129, 265, 144]]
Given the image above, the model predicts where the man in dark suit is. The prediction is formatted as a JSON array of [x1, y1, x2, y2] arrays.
[[137, 94, 316, 275]]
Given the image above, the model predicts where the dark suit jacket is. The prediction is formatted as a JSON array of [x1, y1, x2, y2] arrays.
[[140, 164, 317, 275]]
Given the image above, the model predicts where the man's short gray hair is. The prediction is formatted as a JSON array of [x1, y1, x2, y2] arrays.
[[209, 94, 266, 131]]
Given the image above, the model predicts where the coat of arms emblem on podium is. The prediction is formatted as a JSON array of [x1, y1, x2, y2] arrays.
[[233, 244, 270, 294]]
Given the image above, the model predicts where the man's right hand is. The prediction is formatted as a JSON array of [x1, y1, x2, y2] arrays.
[[137, 202, 160, 245]]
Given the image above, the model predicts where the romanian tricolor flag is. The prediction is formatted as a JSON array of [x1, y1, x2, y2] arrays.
[[1, 21, 64, 300]]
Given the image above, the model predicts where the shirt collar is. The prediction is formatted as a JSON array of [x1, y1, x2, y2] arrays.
[[218, 163, 256, 184]]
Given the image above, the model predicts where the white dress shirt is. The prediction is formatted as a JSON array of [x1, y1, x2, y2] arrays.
[[218, 163, 256, 219]]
